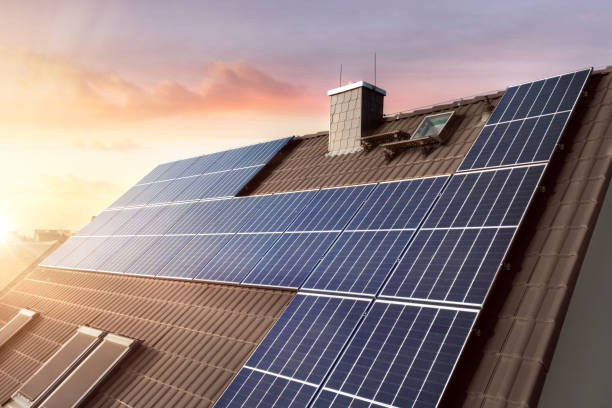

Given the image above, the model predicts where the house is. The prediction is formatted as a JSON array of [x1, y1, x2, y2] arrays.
[[0, 66, 610, 407]]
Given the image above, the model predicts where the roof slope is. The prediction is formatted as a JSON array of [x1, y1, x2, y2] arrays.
[[0, 268, 293, 407], [443, 67, 612, 408], [246, 92, 502, 194]]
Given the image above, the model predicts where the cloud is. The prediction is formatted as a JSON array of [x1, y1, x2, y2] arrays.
[[0, 47, 320, 127]]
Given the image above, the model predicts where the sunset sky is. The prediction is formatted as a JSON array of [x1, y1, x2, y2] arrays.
[[1, 0, 611, 235]]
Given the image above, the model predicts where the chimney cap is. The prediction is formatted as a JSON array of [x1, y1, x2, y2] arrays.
[[328, 81, 386, 97]]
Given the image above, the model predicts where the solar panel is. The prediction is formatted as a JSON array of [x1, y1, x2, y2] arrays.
[[157, 234, 232, 279], [381, 227, 515, 305], [135, 161, 174, 185], [245, 294, 369, 384], [244, 232, 340, 288], [302, 230, 414, 296], [73, 210, 117, 237], [93, 208, 139, 236], [215, 368, 317, 408], [127, 235, 195, 276], [287, 185, 375, 232], [166, 199, 229, 235], [75, 236, 133, 271], [195, 233, 280, 283], [113, 206, 166, 236], [148, 176, 198, 204], [97, 236, 160, 273], [40, 236, 86, 267], [459, 68, 590, 171], [128, 179, 172, 207], [52, 236, 107, 269], [136, 203, 194, 235], [318, 301, 476, 408], [199, 196, 262, 234], [424, 165, 545, 229], [239, 191, 317, 233], [346, 176, 448, 231]]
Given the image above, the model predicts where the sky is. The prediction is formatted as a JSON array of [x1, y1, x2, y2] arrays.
[[0, 0, 610, 234]]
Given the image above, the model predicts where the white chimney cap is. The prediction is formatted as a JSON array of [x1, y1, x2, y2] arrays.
[[328, 81, 386, 96]]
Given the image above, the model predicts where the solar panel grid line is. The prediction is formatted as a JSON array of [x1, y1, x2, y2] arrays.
[[315, 388, 394, 408], [242, 232, 340, 288], [242, 366, 319, 388], [246, 296, 370, 385]]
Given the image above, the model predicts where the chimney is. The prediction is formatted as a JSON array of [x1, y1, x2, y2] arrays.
[[327, 81, 386, 155]]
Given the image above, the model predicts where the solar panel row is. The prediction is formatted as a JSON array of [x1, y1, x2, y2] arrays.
[[459, 68, 590, 171], [110, 137, 290, 208]]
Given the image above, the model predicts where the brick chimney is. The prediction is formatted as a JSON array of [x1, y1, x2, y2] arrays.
[[327, 81, 386, 155]]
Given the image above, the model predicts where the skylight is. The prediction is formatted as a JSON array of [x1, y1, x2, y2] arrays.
[[411, 111, 454, 140], [0, 309, 36, 349]]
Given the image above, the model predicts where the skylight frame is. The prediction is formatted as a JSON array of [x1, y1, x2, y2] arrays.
[[411, 111, 455, 141]]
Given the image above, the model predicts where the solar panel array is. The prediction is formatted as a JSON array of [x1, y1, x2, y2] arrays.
[[216, 68, 591, 408], [40, 68, 591, 407], [109, 137, 290, 209]]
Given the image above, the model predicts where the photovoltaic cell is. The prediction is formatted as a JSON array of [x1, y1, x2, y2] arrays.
[[73, 210, 117, 236], [52, 236, 107, 269], [239, 191, 317, 233], [459, 68, 590, 170], [321, 302, 476, 408], [302, 230, 414, 296], [424, 165, 544, 229], [154, 156, 199, 182], [108, 183, 149, 209], [246, 294, 369, 384], [204, 165, 263, 198], [157, 234, 232, 279], [137, 203, 194, 235], [127, 179, 172, 206], [347, 176, 448, 231], [148, 176, 198, 204], [199, 197, 261, 234], [244, 232, 339, 288], [39, 236, 87, 267], [287, 185, 375, 232], [195, 233, 279, 283], [97, 236, 160, 273], [75, 236, 133, 271], [214, 368, 316, 408], [113, 206, 167, 236], [382, 227, 515, 305], [135, 161, 174, 185], [127, 235, 194, 276], [166, 199, 229, 235]]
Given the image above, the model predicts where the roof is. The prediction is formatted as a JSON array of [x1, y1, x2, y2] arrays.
[[0, 67, 610, 407]]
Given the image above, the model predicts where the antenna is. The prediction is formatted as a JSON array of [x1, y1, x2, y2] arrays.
[[374, 52, 377, 87], [339, 64, 342, 87]]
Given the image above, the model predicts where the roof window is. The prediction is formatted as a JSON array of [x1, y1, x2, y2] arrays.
[[6, 326, 138, 408], [0, 309, 37, 349], [411, 111, 454, 141]]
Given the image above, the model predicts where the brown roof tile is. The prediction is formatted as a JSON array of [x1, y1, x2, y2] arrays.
[[0, 268, 294, 406]]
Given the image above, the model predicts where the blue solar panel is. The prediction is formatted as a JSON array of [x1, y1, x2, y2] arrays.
[[113, 206, 167, 236], [204, 166, 263, 198], [321, 301, 476, 408], [75, 236, 133, 271], [200, 197, 262, 234], [215, 368, 317, 408], [244, 232, 339, 288], [239, 137, 291, 168], [137, 203, 194, 235], [302, 230, 414, 296], [239, 191, 317, 233], [148, 176, 198, 204], [52, 236, 107, 269], [108, 183, 149, 209], [127, 235, 194, 276], [347, 176, 448, 230], [382, 227, 515, 305], [459, 68, 590, 170], [195, 233, 279, 283], [135, 161, 175, 185], [424, 165, 544, 229], [40, 236, 88, 267], [157, 234, 232, 279], [73, 210, 117, 236], [154, 156, 199, 182], [246, 294, 369, 384], [128, 179, 172, 207], [166, 199, 229, 235], [180, 151, 226, 178], [97, 236, 160, 273], [287, 185, 375, 232]]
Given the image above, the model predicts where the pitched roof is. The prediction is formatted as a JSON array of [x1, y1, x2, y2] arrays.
[[0, 67, 610, 407]]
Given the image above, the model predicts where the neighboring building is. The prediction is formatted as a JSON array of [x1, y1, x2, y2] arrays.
[[0, 66, 610, 408]]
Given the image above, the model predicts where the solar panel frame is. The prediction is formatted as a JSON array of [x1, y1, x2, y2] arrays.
[[319, 301, 477, 408], [458, 68, 591, 171], [243, 231, 340, 288]]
